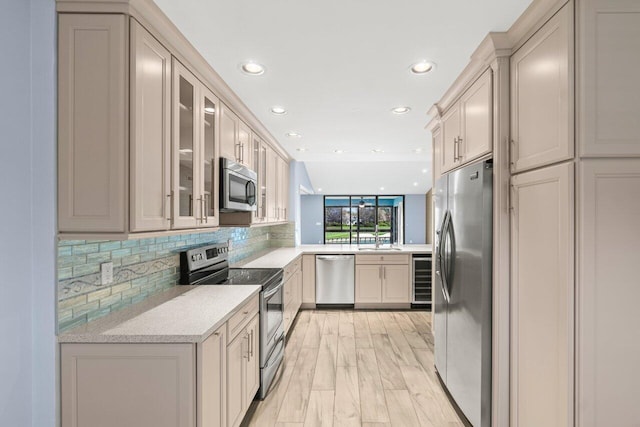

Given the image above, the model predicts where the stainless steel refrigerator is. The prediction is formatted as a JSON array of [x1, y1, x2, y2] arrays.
[[434, 160, 492, 427]]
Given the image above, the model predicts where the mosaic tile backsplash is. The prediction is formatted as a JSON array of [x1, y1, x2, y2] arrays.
[[57, 223, 294, 332]]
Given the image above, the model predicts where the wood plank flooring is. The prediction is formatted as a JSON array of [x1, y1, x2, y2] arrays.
[[243, 310, 465, 427]]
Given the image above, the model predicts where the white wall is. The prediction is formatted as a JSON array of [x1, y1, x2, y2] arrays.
[[0, 0, 57, 425], [288, 161, 314, 245]]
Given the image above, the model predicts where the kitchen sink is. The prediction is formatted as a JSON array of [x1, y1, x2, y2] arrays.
[[358, 247, 402, 251]]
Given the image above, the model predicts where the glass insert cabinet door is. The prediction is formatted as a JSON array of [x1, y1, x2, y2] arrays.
[[173, 61, 198, 228], [172, 58, 221, 228], [201, 87, 218, 226]]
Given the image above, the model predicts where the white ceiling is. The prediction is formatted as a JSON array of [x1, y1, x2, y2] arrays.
[[155, 0, 532, 195]]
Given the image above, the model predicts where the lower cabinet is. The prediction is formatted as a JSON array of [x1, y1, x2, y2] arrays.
[[227, 314, 260, 427], [355, 254, 411, 305], [301, 254, 316, 308], [284, 257, 303, 334], [60, 296, 260, 427], [200, 325, 226, 427], [61, 343, 196, 427]]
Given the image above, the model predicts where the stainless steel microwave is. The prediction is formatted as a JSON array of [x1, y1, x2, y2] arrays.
[[220, 158, 257, 212]]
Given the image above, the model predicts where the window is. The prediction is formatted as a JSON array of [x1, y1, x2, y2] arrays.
[[323, 196, 405, 245]]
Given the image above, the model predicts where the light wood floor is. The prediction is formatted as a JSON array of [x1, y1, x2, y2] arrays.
[[243, 310, 465, 427]]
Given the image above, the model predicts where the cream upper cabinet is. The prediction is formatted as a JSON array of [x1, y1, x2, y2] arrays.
[[439, 69, 492, 174], [129, 20, 172, 232], [510, 3, 573, 173], [199, 326, 226, 427], [460, 69, 492, 163], [577, 159, 640, 426], [266, 146, 278, 222], [172, 59, 219, 229], [510, 162, 574, 427], [432, 125, 443, 181], [578, 0, 640, 156], [441, 104, 461, 172], [219, 103, 238, 162], [58, 14, 128, 233], [220, 103, 251, 167], [238, 121, 252, 168], [277, 155, 289, 221], [251, 134, 265, 224]]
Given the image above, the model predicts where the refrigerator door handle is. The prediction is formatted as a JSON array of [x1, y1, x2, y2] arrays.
[[444, 212, 456, 300], [439, 211, 452, 303]]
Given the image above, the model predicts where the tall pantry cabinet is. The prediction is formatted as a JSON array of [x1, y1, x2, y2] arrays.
[[509, 3, 574, 426], [428, 0, 640, 424], [575, 0, 640, 425]]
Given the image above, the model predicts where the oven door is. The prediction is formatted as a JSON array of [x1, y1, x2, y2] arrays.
[[260, 280, 284, 366]]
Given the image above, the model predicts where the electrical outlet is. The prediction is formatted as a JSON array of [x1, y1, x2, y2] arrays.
[[101, 262, 113, 285], [227, 239, 233, 251]]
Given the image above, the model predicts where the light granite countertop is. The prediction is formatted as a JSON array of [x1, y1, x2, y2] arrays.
[[238, 244, 432, 269], [58, 285, 261, 344]]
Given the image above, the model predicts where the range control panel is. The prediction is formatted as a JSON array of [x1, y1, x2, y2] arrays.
[[183, 243, 229, 272]]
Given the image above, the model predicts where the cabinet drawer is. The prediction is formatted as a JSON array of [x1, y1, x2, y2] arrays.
[[227, 294, 259, 340], [356, 254, 410, 265], [283, 277, 294, 306]]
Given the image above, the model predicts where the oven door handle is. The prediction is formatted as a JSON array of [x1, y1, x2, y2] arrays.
[[262, 281, 283, 299]]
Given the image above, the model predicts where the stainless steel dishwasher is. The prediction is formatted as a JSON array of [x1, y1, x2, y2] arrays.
[[315, 255, 355, 305]]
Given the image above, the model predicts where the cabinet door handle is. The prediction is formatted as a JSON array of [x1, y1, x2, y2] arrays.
[[383, 266, 386, 280], [250, 329, 254, 359], [457, 137, 463, 161], [379, 266, 382, 279], [243, 333, 249, 359], [166, 193, 172, 222], [197, 197, 205, 222]]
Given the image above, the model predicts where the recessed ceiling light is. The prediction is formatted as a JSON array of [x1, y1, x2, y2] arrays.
[[334, 149, 344, 154], [413, 182, 419, 186], [204, 106, 215, 114], [391, 106, 411, 115], [422, 169, 428, 173], [296, 147, 307, 152], [285, 132, 302, 138], [317, 188, 323, 192], [410, 61, 435, 74], [241, 62, 265, 75], [271, 106, 287, 115], [372, 149, 384, 153], [414, 148, 422, 153], [380, 187, 385, 191]]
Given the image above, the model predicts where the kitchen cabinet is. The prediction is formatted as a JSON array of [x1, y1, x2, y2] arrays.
[[355, 254, 411, 306], [59, 14, 224, 236], [130, 19, 172, 232], [266, 147, 278, 222], [58, 14, 128, 233], [283, 256, 303, 334], [441, 103, 461, 172], [510, 3, 573, 173], [440, 69, 492, 173], [172, 59, 219, 229], [510, 161, 574, 427], [577, 159, 640, 426], [301, 254, 316, 308], [61, 343, 196, 427], [220, 103, 251, 168], [432, 125, 443, 181], [251, 133, 266, 224], [278, 155, 289, 221], [199, 325, 226, 427], [578, 0, 640, 156], [227, 314, 259, 427]]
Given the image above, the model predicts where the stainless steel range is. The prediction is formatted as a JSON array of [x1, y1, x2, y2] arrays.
[[180, 243, 284, 400]]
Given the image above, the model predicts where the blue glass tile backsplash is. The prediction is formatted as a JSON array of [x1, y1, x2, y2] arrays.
[[57, 223, 294, 332]]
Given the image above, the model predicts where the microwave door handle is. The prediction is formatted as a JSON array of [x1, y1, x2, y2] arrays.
[[246, 181, 257, 206]]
